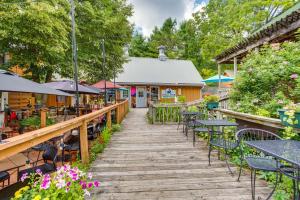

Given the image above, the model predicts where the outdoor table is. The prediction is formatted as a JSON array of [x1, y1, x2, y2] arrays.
[[181, 111, 202, 135], [245, 140, 300, 199]]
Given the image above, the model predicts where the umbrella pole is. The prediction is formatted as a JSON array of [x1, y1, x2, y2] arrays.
[[101, 39, 107, 107], [70, 0, 81, 160]]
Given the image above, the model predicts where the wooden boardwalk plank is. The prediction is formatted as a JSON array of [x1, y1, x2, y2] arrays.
[[89, 109, 271, 200]]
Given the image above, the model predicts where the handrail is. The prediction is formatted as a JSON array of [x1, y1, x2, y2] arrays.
[[0, 99, 129, 163]]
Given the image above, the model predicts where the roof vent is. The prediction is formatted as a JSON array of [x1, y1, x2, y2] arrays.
[[158, 46, 167, 61]]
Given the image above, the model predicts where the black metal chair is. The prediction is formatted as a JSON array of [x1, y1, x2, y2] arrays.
[[0, 171, 10, 187], [236, 128, 282, 200], [208, 128, 238, 175], [18, 146, 57, 181]]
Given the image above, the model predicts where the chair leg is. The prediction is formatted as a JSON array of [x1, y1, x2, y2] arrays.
[[224, 150, 234, 176], [208, 145, 212, 166], [266, 171, 279, 200], [237, 159, 243, 181], [193, 130, 195, 147], [250, 169, 254, 200]]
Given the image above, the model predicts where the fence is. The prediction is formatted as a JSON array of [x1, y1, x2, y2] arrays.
[[0, 100, 129, 164]]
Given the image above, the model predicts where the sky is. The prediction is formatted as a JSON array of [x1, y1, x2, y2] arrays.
[[128, 0, 208, 37]]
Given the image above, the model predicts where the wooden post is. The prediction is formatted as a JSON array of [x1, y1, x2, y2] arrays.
[[106, 110, 112, 129], [80, 120, 89, 164], [116, 106, 120, 124], [218, 64, 221, 91], [233, 57, 238, 78], [40, 108, 48, 128]]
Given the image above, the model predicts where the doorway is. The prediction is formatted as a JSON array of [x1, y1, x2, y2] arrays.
[[136, 87, 147, 108]]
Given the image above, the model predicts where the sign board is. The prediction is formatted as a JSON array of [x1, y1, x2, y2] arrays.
[[162, 88, 176, 98]]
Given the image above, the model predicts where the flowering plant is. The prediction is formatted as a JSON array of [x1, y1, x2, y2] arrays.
[[13, 165, 100, 200], [281, 103, 300, 139]]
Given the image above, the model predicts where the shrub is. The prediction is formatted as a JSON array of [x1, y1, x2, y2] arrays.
[[177, 96, 186, 103], [204, 95, 219, 102], [111, 124, 121, 133]]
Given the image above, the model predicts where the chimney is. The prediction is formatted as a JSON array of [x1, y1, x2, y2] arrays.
[[158, 45, 167, 61], [123, 44, 129, 57]]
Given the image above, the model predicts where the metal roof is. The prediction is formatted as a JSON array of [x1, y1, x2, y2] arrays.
[[43, 80, 99, 94], [116, 57, 204, 87]]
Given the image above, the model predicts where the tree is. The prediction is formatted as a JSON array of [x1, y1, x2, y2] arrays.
[[0, 0, 71, 83], [76, 0, 133, 83], [129, 32, 149, 57]]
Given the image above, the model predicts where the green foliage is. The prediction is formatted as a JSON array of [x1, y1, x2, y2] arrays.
[[0, 0, 133, 83], [153, 106, 181, 123], [177, 96, 186, 103], [20, 116, 55, 129], [230, 42, 300, 117], [111, 124, 122, 133], [187, 106, 198, 112], [204, 95, 219, 103]]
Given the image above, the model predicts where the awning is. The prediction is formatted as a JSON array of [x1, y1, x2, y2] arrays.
[[43, 80, 99, 95], [202, 75, 234, 83], [0, 70, 72, 96]]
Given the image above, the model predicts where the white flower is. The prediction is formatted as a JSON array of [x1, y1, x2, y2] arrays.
[[84, 189, 91, 196]]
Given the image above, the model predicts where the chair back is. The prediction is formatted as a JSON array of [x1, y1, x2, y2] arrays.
[[42, 146, 58, 167], [236, 128, 282, 143]]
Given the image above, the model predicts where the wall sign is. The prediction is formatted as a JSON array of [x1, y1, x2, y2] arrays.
[[162, 88, 176, 98]]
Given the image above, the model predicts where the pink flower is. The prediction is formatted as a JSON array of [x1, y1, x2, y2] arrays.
[[88, 172, 93, 179], [20, 173, 28, 182], [66, 181, 71, 187], [93, 181, 100, 188], [40, 174, 51, 190], [87, 182, 93, 188], [36, 169, 42, 175], [81, 182, 87, 189], [290, 74, 298, 79]]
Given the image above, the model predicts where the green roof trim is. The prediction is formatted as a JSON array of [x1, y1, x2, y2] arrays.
[[253, 2, 300, 34]]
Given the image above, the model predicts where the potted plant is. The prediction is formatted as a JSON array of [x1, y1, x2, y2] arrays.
[[204, 95, 220, 110], [278, 103, 300, 128]]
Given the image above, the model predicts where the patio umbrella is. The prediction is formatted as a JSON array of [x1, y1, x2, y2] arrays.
[[0, 70, 72, 96], [202, 75, 234, 83], [43, 80, 99, 95]]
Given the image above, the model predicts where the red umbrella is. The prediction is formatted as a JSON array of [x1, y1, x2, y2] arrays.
[[92, 80, 122, 89]]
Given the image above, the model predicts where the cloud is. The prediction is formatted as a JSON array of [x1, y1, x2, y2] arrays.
[[128, 0, 207, 37]]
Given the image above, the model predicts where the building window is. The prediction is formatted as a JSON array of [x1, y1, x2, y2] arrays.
[[151, 87, 159, 102], [122, 90, 129, 99]]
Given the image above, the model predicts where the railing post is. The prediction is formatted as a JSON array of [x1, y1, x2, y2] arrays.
[[106, 110, 112, 129], [40, 108, 48, 128], [80, 120, 89, 164], [116, 105, 120, 124]]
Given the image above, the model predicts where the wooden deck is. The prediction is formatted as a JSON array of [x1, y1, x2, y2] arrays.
[[90, 109, 271, 200]]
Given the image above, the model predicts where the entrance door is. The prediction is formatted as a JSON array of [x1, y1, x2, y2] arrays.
[[136, 87, 147, 108]]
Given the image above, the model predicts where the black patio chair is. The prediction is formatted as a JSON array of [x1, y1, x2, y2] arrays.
[[208, 128, 238, 175], [18, 145, 57, 181], [236, 128, 282, 200], [0, 171, 10, 187]]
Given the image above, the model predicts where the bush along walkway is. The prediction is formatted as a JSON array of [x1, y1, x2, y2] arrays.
[[88, 109, 271, 200]]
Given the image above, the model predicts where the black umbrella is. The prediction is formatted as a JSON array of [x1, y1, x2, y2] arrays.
[[43, 80, 99, 95], [0, 70, 72, 96]]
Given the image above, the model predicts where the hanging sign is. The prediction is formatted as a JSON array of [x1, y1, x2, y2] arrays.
[[162, 88, 176, 98]]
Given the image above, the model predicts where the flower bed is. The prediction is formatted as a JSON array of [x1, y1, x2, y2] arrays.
[[13, 165, 99, 199]]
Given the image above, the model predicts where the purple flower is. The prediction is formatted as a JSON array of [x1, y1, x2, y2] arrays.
[[81, 182, 87, 189], [36, 169, 42, 175], [20, 173, 28, 182], [66, 181, 71, 187], [93, 181, 100, 188], [87, 182, 93, 188], [290, 74, 299, 79], [40, 174, 51, 190]]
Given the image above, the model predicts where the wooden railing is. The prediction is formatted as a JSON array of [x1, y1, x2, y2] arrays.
[[0, 100, 129, 164]]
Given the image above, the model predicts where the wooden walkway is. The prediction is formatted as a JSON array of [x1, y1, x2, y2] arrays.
[[90, 109, 271, 200]]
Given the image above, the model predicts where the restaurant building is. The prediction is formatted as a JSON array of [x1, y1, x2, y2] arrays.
[[116, 46, 204, 108]]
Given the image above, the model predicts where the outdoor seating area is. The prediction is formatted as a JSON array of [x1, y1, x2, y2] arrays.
[[177, 106, 300, 200]]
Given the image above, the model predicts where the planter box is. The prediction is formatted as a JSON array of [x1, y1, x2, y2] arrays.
[[278, 109, 300, 128], [207, 102, 219, 110]]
